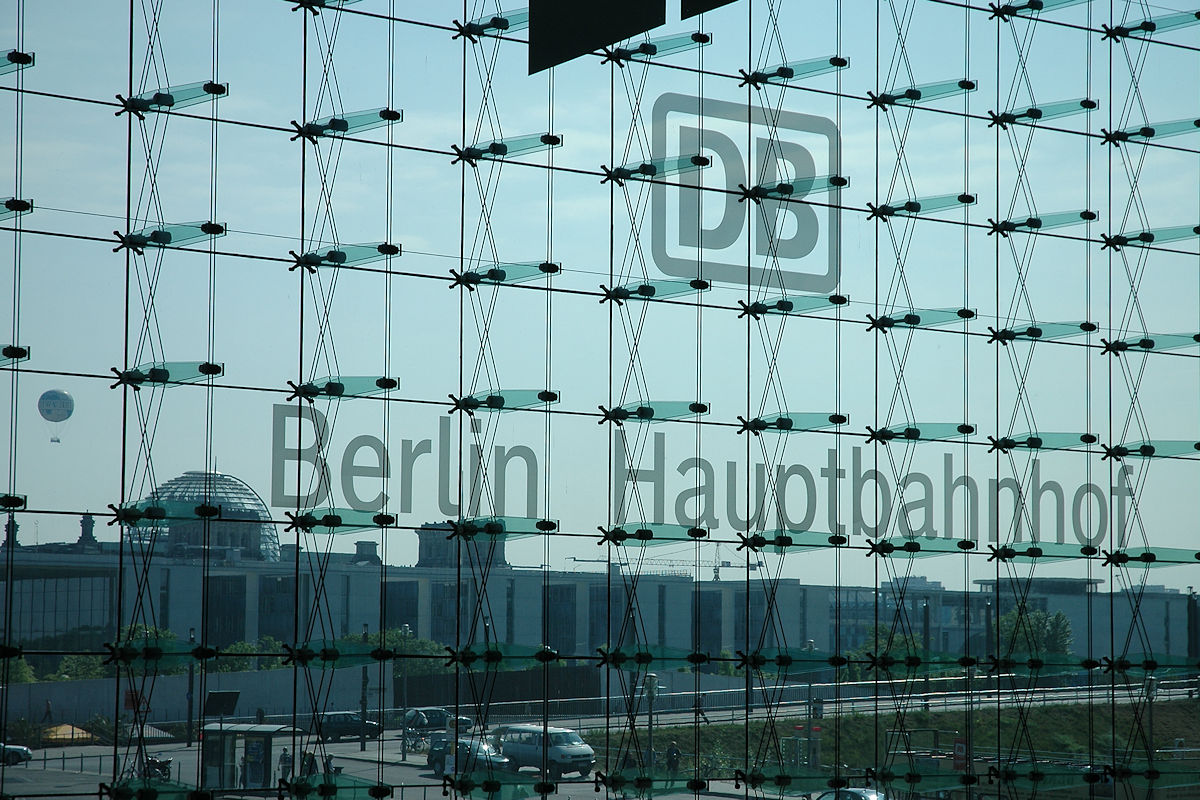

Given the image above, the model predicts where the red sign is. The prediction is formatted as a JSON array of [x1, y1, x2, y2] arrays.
[[953, 738, 968, 771]]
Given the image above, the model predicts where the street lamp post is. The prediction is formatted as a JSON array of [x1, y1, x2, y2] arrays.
[[360, 622, 369, 753], [400, 623, 411, 761], [645, 673, 658, 771], [187, 627, 195, 747]]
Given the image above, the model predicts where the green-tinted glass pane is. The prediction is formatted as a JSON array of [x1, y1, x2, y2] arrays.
[[1026, 209, 1098, 229], [461, 388, 559, 412], [1007, 431, 1098, 450], [607, 522, 707, 546], [755, 411, 847, 433], [127, 221, 224, 250], [302, 107, 400, 138], [125, 360, 219, 387], [872, 537, 941, 559], [465, 261, 558, 285], [1039, 0, 1090, 11], [886, 192, 975, 216], [1116, 332, 1200, 352], [1002, 97, 1097, 123], [746, 293, 847, 316], [455, 515, 552, 540], [1007, 320, 1095, 341], [1143, 9, 1200, 32], [889, 307, 973, 328], [1120, 547, 1200, 567], [277, 0, 360, 7], [1124, 223, 1200, 244], [885, 77, 976, 104], [1122, 117, 1200, 140], [756, 55, 848, 84], [0, 197, 33, 221], [120, 498, 199, 526], [612, 279, 707, 301], [465, 132, 562, 162], [995, 540, 1083, 562], [464, 8, 530, 36], [613, 154, 710, 181], [130, 80, 226, 113], [750, 174, 847, 199], [296, 241, 396, 269], [0, 50, 34, 76], [1118, 440, 1200, 458], [614, 400, 709, 422], [878, 421, 974, 443], [296, 638, 375, 669], [307, 375, 399, 399], [622, 31, 710, 61], [0, 345, 29, 368], [298, 507, 392, 533]]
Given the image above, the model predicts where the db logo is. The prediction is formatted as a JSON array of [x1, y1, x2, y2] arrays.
[[650, 93, 841, 293]]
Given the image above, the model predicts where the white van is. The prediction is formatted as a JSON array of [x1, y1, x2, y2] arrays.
[[498, 724, 595, 779]]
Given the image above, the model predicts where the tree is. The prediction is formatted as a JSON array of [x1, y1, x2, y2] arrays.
[[842, 624, 922, 681], [2, 658, 36, 683], [46, 654, 110, 681], [998, 605, 1073, 657]]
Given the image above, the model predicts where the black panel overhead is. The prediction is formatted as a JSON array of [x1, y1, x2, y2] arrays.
[[529, 0, 667, 74], [681, 0, 739, 18]]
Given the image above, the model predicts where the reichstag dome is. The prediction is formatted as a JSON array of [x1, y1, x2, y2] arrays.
[[137, 471, 280, 562]]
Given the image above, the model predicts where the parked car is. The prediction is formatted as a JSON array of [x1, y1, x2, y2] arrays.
[[498, 724, 595, 779], [404, 707, 473, 732], [808, 790, 888, 800], [1, 744, 32, 765], [427, 734, 510, 777], [314, 712, 382, 742]]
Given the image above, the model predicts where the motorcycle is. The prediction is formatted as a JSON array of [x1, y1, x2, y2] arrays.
[[145, 755, 172, 781]]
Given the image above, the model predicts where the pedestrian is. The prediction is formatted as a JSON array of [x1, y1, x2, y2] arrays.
[[665, 741, 681, 777], [239, 756, 247, 788], [278, 747, 292, 780], [41, 699, 53, 724], [324, 753, 334, 775], [692, 695, 710, 724]]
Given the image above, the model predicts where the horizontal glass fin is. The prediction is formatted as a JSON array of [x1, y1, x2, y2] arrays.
[[1002, 209, 1098, 232], [1000, 431, 1098, 451], [300, 107, 401, 138], [880, 307, 974, 329], [277, 0, 360, 7], [611, 400, 709, 423], [1128, 9, 1200, 34], [119, 498, 206, 526], [1, 50, 33, 76], [752, 55, 848, 84], [0, 197, 33, 221], [611, 154, 710, 181], [598, 643, 693, 670], [128, 81, 227, 114], [463, 261, 559, 285], [296, 507, 391, 533], [295, 241, 397, 269], [454, 515, 554, 540], [126, 221, 225, 250], [1000, 97, 1097, 123], [463, 7, 530, 35], [881, 78, 976, 105], [876, 421, 975, 442], [617, 31, 710, 62], [754, 411, 848, 433], [605, 522, 708, 546], [749, 174, 847, 198], [463, 132, 562, 162], [1116, 332, 1199, 352], [1003, 320, 1096, 341], [460, 389, 560, 412], [881, 192, 975, 216], [610, 279, 709, 301], [1116, 223, 1200, 245], [989, 540, 1083, 561], [0, 345, 29, 368], [1114, 440, 1200, 458], [294, 639, 374, 669], [1120, 117, 1200, 140], [1037, 0, 1092, 11], [1118, 547, 1200, 567], [124, 360, 221, 387], [759, 528, 840, 553], [745, 293, 848, 316], [305, 375, 399, 399]]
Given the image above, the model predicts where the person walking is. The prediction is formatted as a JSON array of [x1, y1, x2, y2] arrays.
[[692, 695, 710, 724], [665, 741, 681, 777], [278, 747, 292, 780], [41, 699, 53, 724]]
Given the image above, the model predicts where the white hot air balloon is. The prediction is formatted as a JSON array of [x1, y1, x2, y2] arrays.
[[37, 389, 74, 443]]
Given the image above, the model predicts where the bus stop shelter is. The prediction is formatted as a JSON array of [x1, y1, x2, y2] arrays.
[[201, 723, 300, 789]]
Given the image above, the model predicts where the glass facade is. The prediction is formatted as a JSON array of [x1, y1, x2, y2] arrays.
[[1, 1, 1199, 799]]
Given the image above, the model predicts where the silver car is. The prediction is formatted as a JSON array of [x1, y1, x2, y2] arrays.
[[1, 744, 32, 766]]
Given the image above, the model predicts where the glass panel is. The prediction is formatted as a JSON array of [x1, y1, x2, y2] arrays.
[[453, 515, 552, 540], [0, 49, 34, 75], [118, 360, 221, 388], [1116, 440, 1200, 459], [463, 7, 530, 36], [128, 80, 227, 112], [462, 132, 562, 162], [744, 293, 847, 316], [611, 400, 709, 422], [0, 197, 33, 221], [294, 241, 397, 269], [1117, 332, 1200, 352], [460, 261, 559, 286], [882, 192, 976, 216], [604, 522, 708, 546], [747, 174, 847, 199], [1117, 223, 1200, 245], [1000, 320, 1096, 341], [459, 388, 560, 412], [884, 307, 973, 329], [610, 153, 711, 181], [299, 107, 401, 138], [751, 54, 848, 85], [295, 507, 392, 533], [880, 77, 977, 105], [0, 344, 30, 368], [1004, 431, 1099, 450], [1135, 9, 1200, 34], [999, 208, 1098, 232], [876, 421, 975, 442], [999, 97, 1097, 123], [752, 411, 847, 433], [619, 31, 710, 62], [1120, 117, 1200, 141], [609, 279, 709, 301], [124, 221, 225, 250], [299, 375, 398, 399]]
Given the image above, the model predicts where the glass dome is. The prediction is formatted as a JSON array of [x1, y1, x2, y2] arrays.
[[141, 470, 280, 562]]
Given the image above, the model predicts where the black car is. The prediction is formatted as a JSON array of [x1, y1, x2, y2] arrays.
[[427, 734, 510, 777], [315, 712, 382, 742], [404, 707, 473, 732]]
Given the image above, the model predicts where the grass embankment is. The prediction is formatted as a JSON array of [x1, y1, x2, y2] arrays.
[[587, 698, 1200, 771]]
